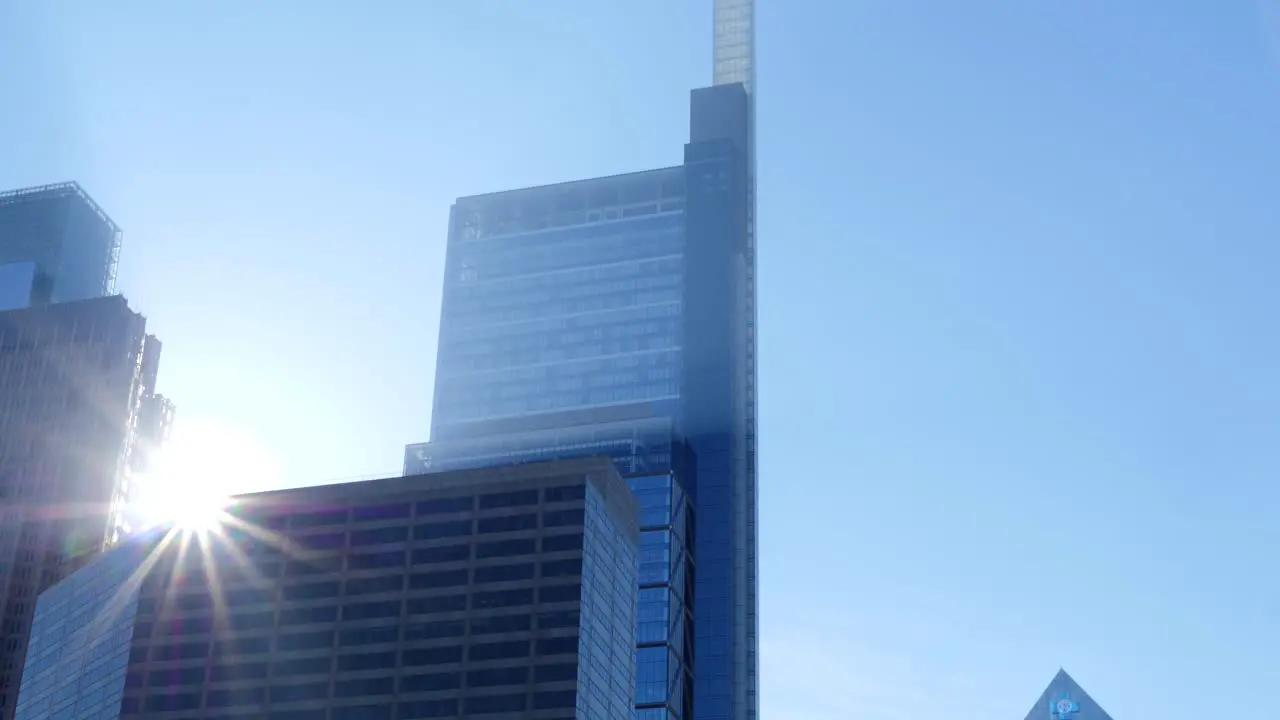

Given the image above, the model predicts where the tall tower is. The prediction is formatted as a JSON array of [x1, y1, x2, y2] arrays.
[[711, 4, 758, 720], [405, 3, 759, 720]]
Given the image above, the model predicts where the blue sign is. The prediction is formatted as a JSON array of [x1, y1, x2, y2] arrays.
[[1050, 695, 1079, 720]]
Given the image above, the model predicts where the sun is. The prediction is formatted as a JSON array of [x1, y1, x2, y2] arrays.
[[132, 418, 280, 534]]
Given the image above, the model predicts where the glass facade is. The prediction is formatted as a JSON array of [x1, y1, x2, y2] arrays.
[[12, 534, 153, 720], [0, 182, 120, 309], [428, 168, 687, 441], [406, 80, 756, 720], [578, 479, 640, 720]]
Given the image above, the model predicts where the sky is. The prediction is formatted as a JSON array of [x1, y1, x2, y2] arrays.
[[3, 1, 1280, 718]]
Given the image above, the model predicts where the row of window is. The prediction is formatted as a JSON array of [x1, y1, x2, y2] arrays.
[[138, 635, 582, 677], [149, 609, 582, 665], [147, 531, 586, 602], [135, 586, 584, 658], [152, 554, 585, 615], [133, 646, 581, 691], [126, 688, 578, 718], [233, 484, 586, 534]]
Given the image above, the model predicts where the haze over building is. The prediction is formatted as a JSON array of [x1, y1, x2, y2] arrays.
[[402, 3, 759, 720], [0, 182, 173, 720]]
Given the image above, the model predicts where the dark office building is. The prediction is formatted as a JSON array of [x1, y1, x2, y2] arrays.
[[402, 22, 757, 720], [0, 182, 121, 311], [13, 457, 639, 720], [0, 295, 171, 719], [1025, 669, 1116, 720]]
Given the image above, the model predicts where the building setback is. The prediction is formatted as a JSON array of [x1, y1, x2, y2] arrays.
[[13, 457, 639, 720], [0, 295, 170, 719], [0, 183, 121, 311]]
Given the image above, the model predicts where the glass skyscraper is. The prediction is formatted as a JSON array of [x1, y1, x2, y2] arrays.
[[403, 3, 758, 720], [0, 182, 121, 311]]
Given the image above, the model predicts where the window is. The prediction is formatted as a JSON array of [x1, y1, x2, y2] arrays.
[[225, 587, 273, 605], [213, 636, 271, 657], [535, 690, 578, 709], [206, 687, 265, 707], [173, 593, 213, 611], [535, 663, 578, 682], [150, 641, 210, 661], [210, 661, 267, 683], [350, 525, 409, 546], [542, 508, 584, 527], [411, 544, 469, 565], [399, 672, 460, 693], [408, 569, 468, 590], [144, 694, 201, 712], [404, 620, 465, 641], [147, 667, 206, 686], [401, 645, 463, 666], [472, 588, 533, 609], [229, 610, 275, 631], [277, 630, 334, 652], [342, 600, 401, 621], [476, 538, 536, 559], [352, 503, 410, 522], [338, 651, 398, 672], [477, 513, 537, 534], [271, 681, 330, 703], [344, 575, 404, 596], [544, 483, 586, 502], [333, 706, 392, 720], [537, 635, 580, 656], [469, 613, 532, 635], [335, 676, 395, 698], [396, 699, 458, 718], [285, 557, 343, 577], [414, 520, 471, 540], [339, 625, 400, 646], [168, 615, 214, 635], [270, 711, 327, 720], [479, 489, 538, 509], [272, 656, 331, 677], [280, 605, 338, 625], [295, 532, 345, 550], [467, 666, 529, 687], [348, 550, 405, 571], [407, 595, 467, 615], [283, 580, 340, 601], [329, 706, 393, 720], [541, 533, 583, 552], [464, 694, 527, 714], [541, 558, 582, 578], [292, 509, 347, 528], [538, 584, 581, 603], [416, 496, 472, 515], [469, 640, 529, 661]]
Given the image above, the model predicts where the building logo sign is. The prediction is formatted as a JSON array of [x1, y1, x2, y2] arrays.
[[1050, 695, 1079, 720]]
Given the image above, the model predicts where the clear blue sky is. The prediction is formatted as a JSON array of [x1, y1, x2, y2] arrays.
[[4, 1, 1279, 718]]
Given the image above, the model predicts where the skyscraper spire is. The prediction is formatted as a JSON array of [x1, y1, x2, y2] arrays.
[[713, 0, 755, 94]]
